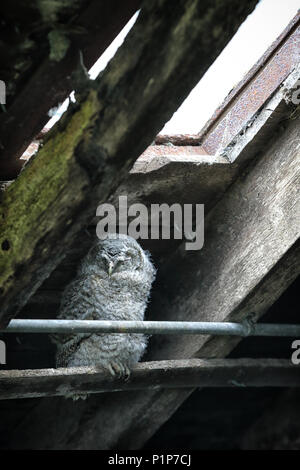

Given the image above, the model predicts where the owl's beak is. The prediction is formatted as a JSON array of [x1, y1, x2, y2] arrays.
[[107, 260, 115, 277]]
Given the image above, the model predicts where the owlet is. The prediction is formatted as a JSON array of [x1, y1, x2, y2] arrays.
[[51, 234, 156, 399]]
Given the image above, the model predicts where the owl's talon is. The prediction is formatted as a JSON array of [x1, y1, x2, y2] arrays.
[[64, 392, 88, 401], [108, 361, 130, 380], [124, 365, 131, 381], [118, 362, 130, 380], [119, 362, 126, 378], [110, 361, 123, 378], [74, 393, 88, 401], [107, 363, 117, 377], [119, 362, 127, 379]]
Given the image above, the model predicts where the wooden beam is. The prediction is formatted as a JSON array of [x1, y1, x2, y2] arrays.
[[0, 359, 298, 400], [0, 0, 258, 327]]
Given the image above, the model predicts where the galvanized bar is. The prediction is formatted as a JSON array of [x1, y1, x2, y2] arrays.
[[1, 319, 300, 337]]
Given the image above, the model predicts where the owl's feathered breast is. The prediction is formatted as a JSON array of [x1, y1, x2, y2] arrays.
[[52, 269, 148, 347]]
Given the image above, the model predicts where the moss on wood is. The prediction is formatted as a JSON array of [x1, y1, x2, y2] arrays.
[[0, 89, 100, 298]]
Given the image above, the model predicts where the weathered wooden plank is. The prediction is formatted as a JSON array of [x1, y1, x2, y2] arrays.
[[0, 0, 258, 327], [0, 359, 298, 400]]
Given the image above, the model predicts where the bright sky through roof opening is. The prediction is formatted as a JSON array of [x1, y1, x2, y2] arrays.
[[163, 0, 300, 134], [46, 12, 139, 128], [47, 0, 299, 133]]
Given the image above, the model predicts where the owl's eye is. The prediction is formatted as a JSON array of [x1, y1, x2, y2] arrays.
[[100, 254, 110, 268], [125, 249, 136, 258]]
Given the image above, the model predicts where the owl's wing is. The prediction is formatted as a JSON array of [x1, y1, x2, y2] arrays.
[[51, 276, 102, 346], [58, 276, 100, 320]]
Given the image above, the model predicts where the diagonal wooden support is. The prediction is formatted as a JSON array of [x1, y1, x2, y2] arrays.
[[0, 0, 258, 327]]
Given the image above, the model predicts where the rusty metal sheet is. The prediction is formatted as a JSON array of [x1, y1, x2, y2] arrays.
[[139, 144, 208, 160], [198, 12, 300, 155]]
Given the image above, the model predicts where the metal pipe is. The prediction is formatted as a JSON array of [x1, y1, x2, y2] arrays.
[[1, 319, 300, 337]]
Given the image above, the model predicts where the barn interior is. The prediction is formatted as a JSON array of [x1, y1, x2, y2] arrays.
[[0, 0, 299, 450]]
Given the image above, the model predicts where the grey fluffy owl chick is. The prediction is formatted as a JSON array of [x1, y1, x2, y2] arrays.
[[51, 234, 156, 400]]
